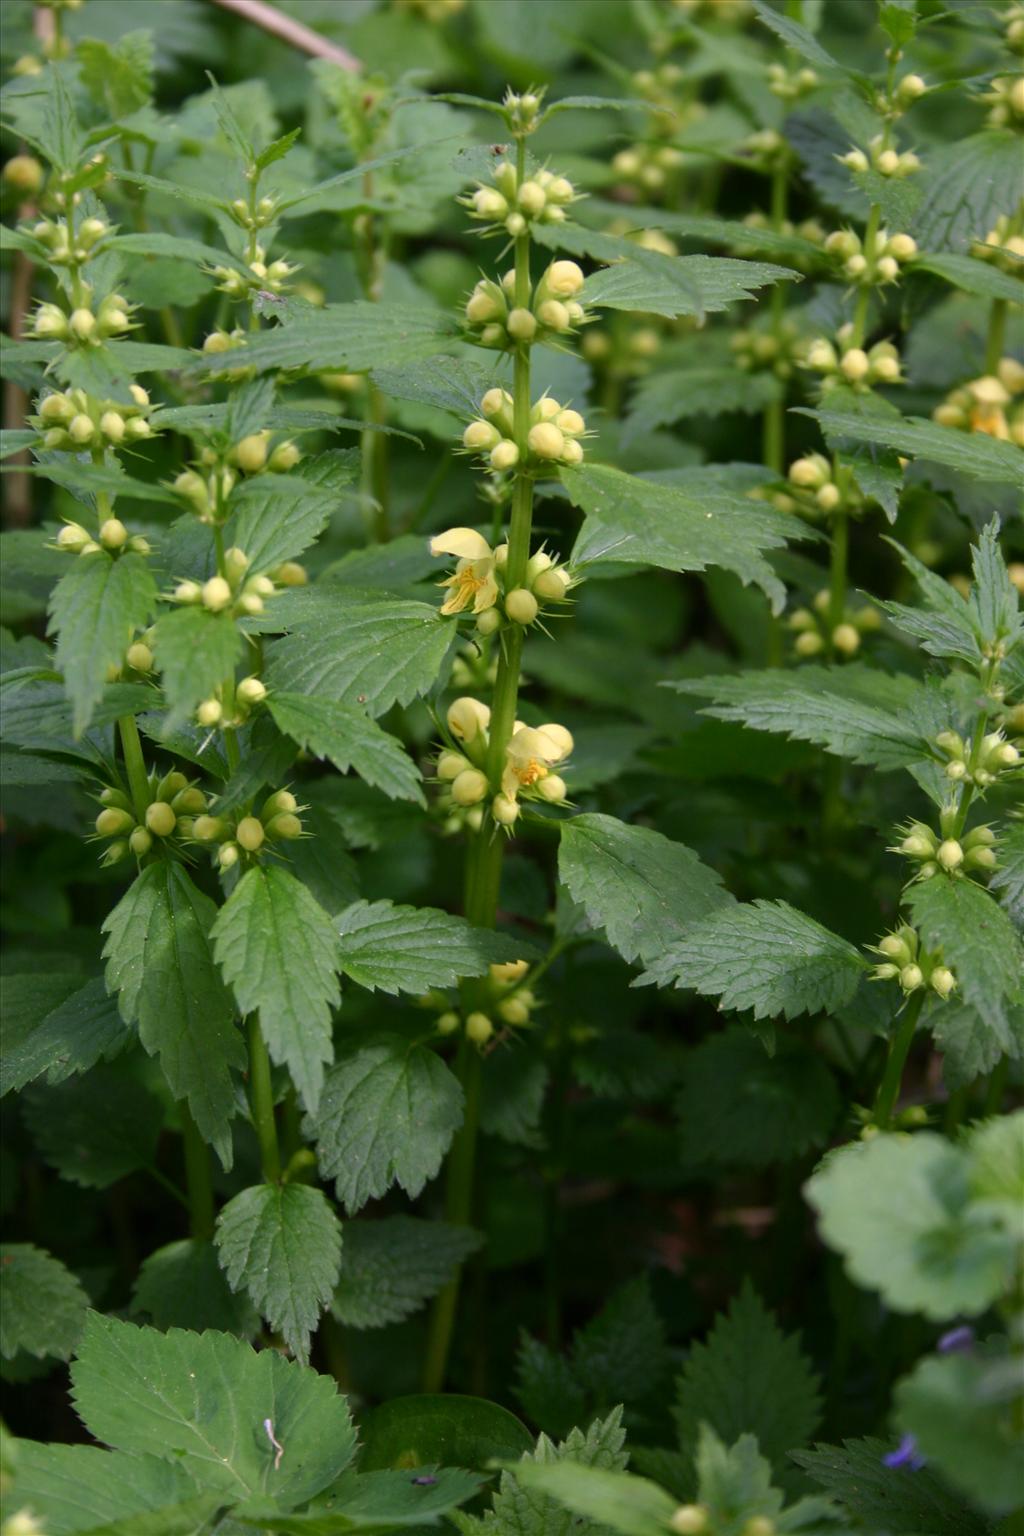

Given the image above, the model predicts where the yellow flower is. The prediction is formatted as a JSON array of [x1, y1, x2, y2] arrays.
[[501, 724, 571, 801], [430, 527, 499, 616]]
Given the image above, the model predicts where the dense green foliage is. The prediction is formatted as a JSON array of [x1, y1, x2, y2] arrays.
[[1, 1, 1022, 1534]]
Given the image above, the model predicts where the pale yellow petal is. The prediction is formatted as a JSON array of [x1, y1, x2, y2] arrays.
[[429, 526, 492, 561]]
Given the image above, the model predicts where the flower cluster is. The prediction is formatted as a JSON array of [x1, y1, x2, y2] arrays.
[[460, 388, 588, 475], [463, 162, 579, 238], [171, 546, 277, 622], [34, 384, 155, 451], [192, 789, 304, 870], [430, 526, 573, 630], [891, 819, 999, 881], [92, 771, 209, 866], [464, 259, 588, 348], [27, 208, 109, 265], [983, 74, 1024, 129], [55, 514, 150, 560], [932, 360, 1024, 446], [783, 454, 867, 521], [787, 592, 880, 659], [767, 61, 819, 100], [804, 334, 903, 390], [611, 142, 685, 195], [738, 211, 826, 272], [972, 214, 1024, 272], [936, 728, 1020, 788], [824, 228, 917, 286], [868, 926, 956, 1000], [420, 959, 540, 1047], [32, 290, 136, 343], [437, 698, 573, 830], [230, 431, 301, 475], [839, 135, 921, 179], [211, 245, 299, 300], [730, 319, 805, 381]]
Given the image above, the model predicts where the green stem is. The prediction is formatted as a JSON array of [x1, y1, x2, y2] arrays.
[[421, 1039, 482, 1392], [828, 509, 848, 635], [850, 203, 881, 349], [985, 300, 1007, 375], [873, 989, 925, 1128], [180, 1102, 215, 1239], [984, 1056, 1009, 1117], [247, 1015, 281, 1182], [118, 713, 151, 821]]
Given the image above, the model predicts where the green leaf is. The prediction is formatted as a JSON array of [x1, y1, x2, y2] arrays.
[[914, 131, 1024, 254], [241, 1466, 485, 1532], [562, 463, 809, 615], [881, 540, 986, 664], [572, 1276, 667, 1409], [514, 1337, 587, 1440], [451, 1408, 627, 1536], [48, 552, 157, 734], [693, 1427, 785, 1533], [330, 1216, 482, 1329], [286, 804, 360, 917], [991, 821, 1024, 930], [361, 1395, 533, 1477], [558, 812, 732, 967], [267, 693, 423, 806], [878, 0, 917, 45], [805, 1132, 1018, 1319], [0, 1244, 88, 1361], [1, 975, 127, 1095], [202, 304, 458, 378], [671, 665, 930, 770], [334, 898, 531, 993], [896, 1348, 1024, 1517], [228, 460, 358, 573], [77, 31, 154, 118], [626, 367, 780, 434], [265, 592, 452, 717], [751, 0, 846, 70], [673, 1280, 822, 1482], [676, 1028, 840, 1168], [113, 168, 231, 215], [7, 1441, 196, 1536], [304, 1034, 463, 1213], [131, 1239, 260, 1339], [579, 251, 796, 320], [23, 1061, 161, 1189], [255, 126, 302, 172], [640, 900, 868, 1020], [800, 407, 1024, 486], [910, 251, 1024, 303], [69, 1313, 357, 1506], [152, 606, 242, 732], [906, 876, 1024, 1034], [496, 1461, 677, 1536], [791, 1436, 989, 1536], [932, 998, 1024, 1092], [215, 1184, 342, 1362], [106, 231, 248, 275], [103, 863, 244, 1167], [968, 515, 1021, 657], [211, 865, 342, 1113]]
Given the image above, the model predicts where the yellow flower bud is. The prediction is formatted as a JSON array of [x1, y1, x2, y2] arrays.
[[498, 996, 531, 1025], [235, 433, 268, 473], [463, 419, 500, 451], [466, 289, 502, 324], [887, 233, 917, 261], [832, 623, 860, 655], [669, 1507, 709, 1536], [236, 676, 267, 706], [533, 566, 571, 602], [69, 308, 96, 341], [69, 413, 95, 444], [901, 963, 924, 990], [840, 149, 869, 173], [876, 148, 900, 176], [448, 696, 490, 742], [269, 442, 300, 472], [795, 631, 824, 657], [57, 522, 92, 552], [99, 518, 128, 550], [507, 308, 537, 341], [126, 642, 153, 672], [840, 348, 870, 382], [490, 439, 519, 471], [127, 827, 151, 857], [476, 607, 502, 636], [236, 816, 265, 852], [528, 422, 565, 460], [876, 255, 899, 282], [196, 698, 223, 727], [536, 773, 567, 802], [438, 751, 471, 780], [937, 838, 963, 871], [473, 187, 508, 220], [545, 259, 585, 297], [145, 801, 177, 837], [505, 588, 538, 625], [466, 1011, 494, 1044], [517, 180, 546, 216], [274, 561, 308, 586], [193, 814, 226, 842], [481, 387, 512, 417], [817, 484, 841, 512], [96, 807, 134, 838], [202, 576, 233, 612], [930, 967, 956, 999], [452, 768, 489, 805], [537, 299, 571, 331], [437, 1010, 461, 1035], [538, 723, 573, 759], [219, 842, 240, 869], [492, 793, 520, 826], [3, 154, 44, 194], [266, 812, 302, 839]]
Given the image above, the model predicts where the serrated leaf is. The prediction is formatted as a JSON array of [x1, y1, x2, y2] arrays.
[[693, 1428, 785, 1533], [805, 1132, 1017, 1319], [991, 821, 1024, 929], [1, 974, 127, 1095], [215, 1184, 341, 1362], [626, 367, 780, 434], [211, 865, 342, 1113], [558, 812, 732, 967], [932, 998, 1024, 1092], [245, 1466, 486, 1531], [304, 1033, 463, 1214], [228, 460, 358, 573], [0, 1244, 88, 1361], [642, 899, 867, 1020], [671, 665, 929, 770], [265, 591, 452, 715], [131, 1239, 260, 1339], [579, 251, 796, 320], [152, 606, 242, 732], [497, 1461, 677, 1536], [8, 1441, 196, 1536], [676, 1028, 840, 1168], [202, 304, 457, 378], [48, 552, 157, 734], [791, 1436, 988, 1536], [563, 463, 808, 614], [751, 0, 846, 70], [514, 1336, 587, 1440], [910, 251, 1024, 303], [23, 1061, 161, 1189], [69, 1314, 357, 1506], [913, 130, 1024, 254], [331, 1216, 482, 1329], [452, 1407, 628, 1536], [673, 1280, 822, 1482], [267, 693, 423, 805], [968, 515, 1021, 656], [107, 230, 249, 275], [572, 1276, 667, 1410], [906, 875, 1024, 1033], [102, 864, 244, 1166], [334, 898, 531, 992], [77, 31, 154, 118], [800, 407, 1024, 486]]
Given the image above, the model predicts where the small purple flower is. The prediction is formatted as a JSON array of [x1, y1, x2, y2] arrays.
[[938, 1324, 974, 1354], [883, 1433, 926, 1471]]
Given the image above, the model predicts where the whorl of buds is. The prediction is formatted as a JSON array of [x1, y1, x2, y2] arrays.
[[462, 162, 578, 237]]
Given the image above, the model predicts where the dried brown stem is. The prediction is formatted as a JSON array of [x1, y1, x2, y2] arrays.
[[209, 0, 360, 71]]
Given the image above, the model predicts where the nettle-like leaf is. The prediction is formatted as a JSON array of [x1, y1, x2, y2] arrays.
[[152, 606, 243, 731], [1, 973, 127, 1095], [334, 897, 532, 993], [562, 462, 811, 614], [265, 592, 453, 716], [906, 875, 1024, 1034], [673, 1281, 823, 1486], [267, 692, 424, 805], [452, 1407, 628, 1536], [211, 865, 342, 1114], [214, 1183, 342, 1362], [805, 1130, 1019, 1320], [254, 1467, 487, 1530], [570, 1276, 668, 1412], [69, 1314, 357, 1507], [304, 1033, 464, 1214], [227, 457, 359, 572], [48, 552, 157, 734], [7, 1441, 198, 1536], [558, 812, 732, 967], [991, 821, 1024, 931], [23, 1060, 162, 1190], [792, 1435, 990, 1536], [578, 251, 797, 320], [103, 863, 244, 1167], [671, 664, 930, 770], [801, 407, 1024, 486], [0, 1243, 88, 1362], [913, 130, 1024, 254], [201, 303, 458, 377], [625, 367, 781, 434], [676, 1027, 841, 1168], [331, 1216, 482, 1329], [131, 1239, 260, 1339], [640, 900, 868, 1020]]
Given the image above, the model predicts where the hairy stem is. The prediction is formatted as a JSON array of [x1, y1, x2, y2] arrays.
[[118, 714, 151, 822], [247, 1014, 281, 1182], [873, 989, 925, 1127], [180, 1102, 215, 1239]]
